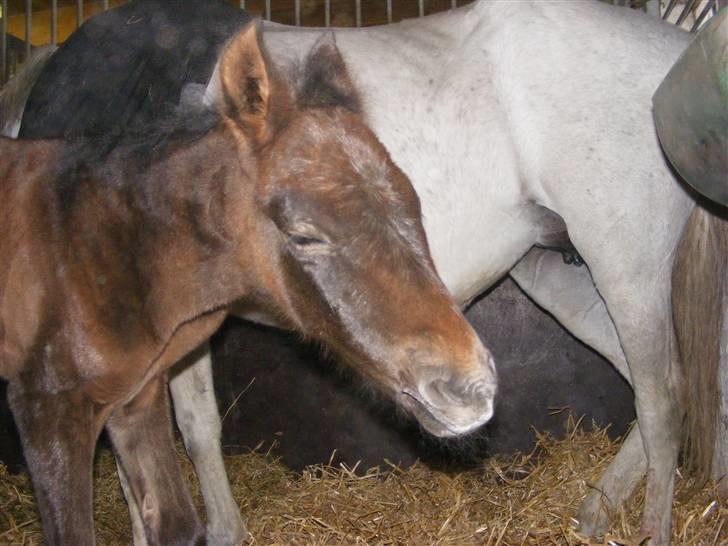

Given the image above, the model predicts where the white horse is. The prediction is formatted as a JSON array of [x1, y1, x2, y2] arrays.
[[184, 3, 723, 544], [5, 1, 726, 545]]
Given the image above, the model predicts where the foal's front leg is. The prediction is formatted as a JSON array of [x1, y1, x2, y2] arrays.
[[7, 384, 99, 545], [106, 374, 205, 546], [119, 346, 245, 546]]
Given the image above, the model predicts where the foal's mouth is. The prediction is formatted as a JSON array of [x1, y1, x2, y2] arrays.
[[400, 388, 486, 438]]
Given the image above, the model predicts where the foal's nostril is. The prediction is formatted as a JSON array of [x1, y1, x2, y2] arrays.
[[424, 376, 494, 409], [405, 357, 497, 436], [424, 378, 459, 406], [404, 343, 497, 436]]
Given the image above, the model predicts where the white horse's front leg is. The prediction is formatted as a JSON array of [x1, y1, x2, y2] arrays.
[[169, 345, 247, 546], [511, 248, 629, 378], [510, 248, 648, 535]]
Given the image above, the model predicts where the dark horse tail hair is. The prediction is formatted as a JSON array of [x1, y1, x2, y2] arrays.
[[672, 201, 728, 497], [0, 44, 56, 138]]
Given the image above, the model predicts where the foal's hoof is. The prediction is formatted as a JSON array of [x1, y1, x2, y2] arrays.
[[207, 519, 249, 546], [577, 490, 610, 537]]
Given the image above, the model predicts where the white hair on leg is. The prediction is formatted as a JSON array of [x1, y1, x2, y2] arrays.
[[169, 344, 248, 546], [116, 457, 150, 546]]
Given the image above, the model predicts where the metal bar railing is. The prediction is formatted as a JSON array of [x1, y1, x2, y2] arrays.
[[0, 0, 720, 86], [1, 0, 6, 83], [51, 0, 57, 45], [691, 0, 716, 31], [675, 0, 699, 26], [24, 0, 31, 60], [662, 0, 681, 20]]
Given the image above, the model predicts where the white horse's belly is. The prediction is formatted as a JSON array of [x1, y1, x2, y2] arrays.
[[229, 305, 284, 329], [497, 2, 691, 272], [407, 154, 534, 305], [358, 91, 534, 303], [448, 0, 696, 281]]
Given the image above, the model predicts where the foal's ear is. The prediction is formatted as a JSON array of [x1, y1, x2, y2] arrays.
[[218, 21, 274, 147], [298, 33, 361, 113]]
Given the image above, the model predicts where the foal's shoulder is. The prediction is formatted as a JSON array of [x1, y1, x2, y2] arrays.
[[0, 137, 62, 181]]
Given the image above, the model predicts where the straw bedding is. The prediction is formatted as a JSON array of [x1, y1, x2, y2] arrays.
[[0, 417, 725, 545]]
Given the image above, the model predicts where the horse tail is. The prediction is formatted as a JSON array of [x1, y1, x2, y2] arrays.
[[0, 44, 55, 138], [673, 202, 728, 496]]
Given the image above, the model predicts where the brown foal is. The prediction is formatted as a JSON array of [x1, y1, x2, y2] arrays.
[[0, 24, 496, 545]]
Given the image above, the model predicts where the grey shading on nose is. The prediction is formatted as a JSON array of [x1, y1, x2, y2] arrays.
[[425, 373, 495, 416]]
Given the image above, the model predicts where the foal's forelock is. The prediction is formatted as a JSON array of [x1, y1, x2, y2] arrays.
[[280, 113, 431, 264]]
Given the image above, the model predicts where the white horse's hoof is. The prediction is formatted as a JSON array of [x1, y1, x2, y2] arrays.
[[577, 490, 610, 537], [207, 519, 248, 546]]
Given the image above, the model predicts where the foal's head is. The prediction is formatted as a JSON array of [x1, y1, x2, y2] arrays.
[[217, 25, 496, 437]]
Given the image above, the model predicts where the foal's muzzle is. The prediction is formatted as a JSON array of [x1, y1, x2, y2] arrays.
[[401, 351, 497, 438]]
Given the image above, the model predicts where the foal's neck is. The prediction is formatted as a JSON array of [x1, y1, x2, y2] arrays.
[[67, 127, 252, 342]]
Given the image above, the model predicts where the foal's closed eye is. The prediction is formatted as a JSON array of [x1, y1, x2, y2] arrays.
[[285, 227, 331, 250], [289, 233, 327, 247]]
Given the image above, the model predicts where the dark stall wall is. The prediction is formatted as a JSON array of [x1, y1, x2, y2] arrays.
[[0, 381, 22, 473]]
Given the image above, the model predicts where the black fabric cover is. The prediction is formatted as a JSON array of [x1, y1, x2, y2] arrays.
[[20, 0, 250, 139]]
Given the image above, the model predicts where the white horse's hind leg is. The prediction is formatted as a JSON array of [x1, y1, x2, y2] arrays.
[[169, 345, 247, 546], [583, 258, 681, 545], [577, 425, 648, 535], [511, 248, 648, 534], [116, 458, 150, 546]]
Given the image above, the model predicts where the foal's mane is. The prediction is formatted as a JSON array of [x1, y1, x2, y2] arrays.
[[55, 40, 361, 212], [54, 103, 222, 216], [64, 101, 221, 170]]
